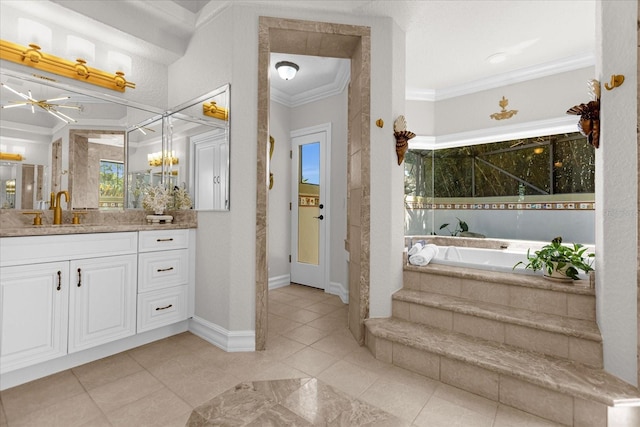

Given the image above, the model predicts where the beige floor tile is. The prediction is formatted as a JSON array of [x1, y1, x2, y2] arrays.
[[305, 301, 343, 315], [317, 360, 380, 398], [342, 346, 395, 374], [433, 383, 498, 419], [282, 324, 331, 345], [72, 351, 144, 390], [286, 295, 327, 308], [262, 335, 307, 361], [413, 396, 494, 427], [284, 346, 339, 376], [380, 365, 440, 395], [77, 415, 112, 427], [105, 387, 191, 427], [0, 399, 6, 427], [127, 336, 195, 369], [359, 375, 433, 423], [10, 392, 103, 427], [268, 313, 303, 336], [281, 308, 325, 323], [311, 330, 362, 358], [248, 361, 309, 382], [493, 404, 565, 427], [1, 370, 85, 423], [306, 314, 348, 331], [88, 370, 164, 413], [325, 305, 348, 319], [167, 331, 217, 352]]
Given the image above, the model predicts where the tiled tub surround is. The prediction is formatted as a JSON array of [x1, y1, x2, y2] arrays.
[[365, 262, 640, 426], [0, 209, 197, 237]]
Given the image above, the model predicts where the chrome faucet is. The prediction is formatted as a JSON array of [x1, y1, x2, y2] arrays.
[[52, 190, 70, 225]]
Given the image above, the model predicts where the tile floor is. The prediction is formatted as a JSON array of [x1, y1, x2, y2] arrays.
[[0, 284, 564, 426]]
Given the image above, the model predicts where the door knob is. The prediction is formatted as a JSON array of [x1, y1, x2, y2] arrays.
[[313, 215, 324, 220], [319, 204, 324, 209]]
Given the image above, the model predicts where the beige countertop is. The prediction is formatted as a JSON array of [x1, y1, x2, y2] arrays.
[[0, 209, 197, 237]]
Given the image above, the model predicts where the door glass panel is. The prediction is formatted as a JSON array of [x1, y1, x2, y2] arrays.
[[298, 142, 320, 265]]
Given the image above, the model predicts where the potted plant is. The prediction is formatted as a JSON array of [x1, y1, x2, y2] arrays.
[[513, 236, 594, 280]]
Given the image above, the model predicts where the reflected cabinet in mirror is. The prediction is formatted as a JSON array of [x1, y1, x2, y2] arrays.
[[126, 84, 230, 211]]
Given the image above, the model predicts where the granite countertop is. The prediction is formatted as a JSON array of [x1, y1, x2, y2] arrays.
[[0, 209, 197, 237]]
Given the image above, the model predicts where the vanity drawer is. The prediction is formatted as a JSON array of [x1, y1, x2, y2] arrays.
[[138, 229, 189, 252], [137, 286, 188, 333], [138, 249, 188, 292]]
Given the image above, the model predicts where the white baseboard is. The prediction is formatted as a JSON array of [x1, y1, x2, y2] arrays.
[[327, 281, 348, 304], [269, 274, 291, 290], [189, 316, 255, 352]]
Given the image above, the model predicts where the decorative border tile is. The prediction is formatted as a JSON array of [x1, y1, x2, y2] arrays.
[[405, 201, 595, 211]]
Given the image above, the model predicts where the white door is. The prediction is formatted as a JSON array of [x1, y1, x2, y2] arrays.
[[192, 129, 228, 210], [290, 124, 330, 289], [0, 262, 69, 373], [68, 254, 137, 353]]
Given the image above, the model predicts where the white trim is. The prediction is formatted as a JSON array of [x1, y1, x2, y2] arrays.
[[409, 116, 578, 150], [406, 54, 595, 101], [188, 316, 255, 352], [0, 321, 188, 391], [327, 281, 349, 304], [271, 62, 350, 108], [269, 274, 291, 290]]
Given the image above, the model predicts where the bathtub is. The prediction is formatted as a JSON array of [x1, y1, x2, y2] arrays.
[[407, 237, 594, 280]]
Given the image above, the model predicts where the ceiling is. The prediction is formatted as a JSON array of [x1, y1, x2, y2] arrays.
[[5, 1, 595, 103]]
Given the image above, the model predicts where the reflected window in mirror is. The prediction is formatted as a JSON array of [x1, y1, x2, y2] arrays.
[[99, 160, 124, 209]]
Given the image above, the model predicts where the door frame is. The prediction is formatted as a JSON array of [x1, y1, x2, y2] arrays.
[[290, 123, 332, 290]]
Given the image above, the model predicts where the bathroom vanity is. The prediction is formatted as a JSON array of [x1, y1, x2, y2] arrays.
[[0, 223, 196, 390]]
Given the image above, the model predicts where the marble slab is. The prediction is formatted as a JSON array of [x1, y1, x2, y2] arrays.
[[186, 378, 409, 427], [365, 317, 640, 407], [0, 209, 196, 237]]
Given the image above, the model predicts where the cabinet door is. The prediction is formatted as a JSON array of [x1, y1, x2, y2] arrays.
[[0, 262, 69, 373], [68, 254, 137, 353]]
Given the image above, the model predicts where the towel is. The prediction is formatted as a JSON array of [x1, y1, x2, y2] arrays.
[[409, 244, 439, 266], [408, 241, 424, 256]]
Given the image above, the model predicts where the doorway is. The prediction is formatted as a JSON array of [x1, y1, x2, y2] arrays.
[[290, 124, 331, 289], [256, 17, 371, 351]]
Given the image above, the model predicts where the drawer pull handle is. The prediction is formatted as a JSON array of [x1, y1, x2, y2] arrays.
[[155, 304, 173, 311], [157, 238, 174, 242], [57, 270, 62, 291], [77, 268, 82, 287], [157, 267, 174, 272]]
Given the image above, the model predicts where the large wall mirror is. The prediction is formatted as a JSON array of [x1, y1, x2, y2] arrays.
[[1, 69, 230, 212], [0, 69, 160, 211], [126, 84, 230, 211]]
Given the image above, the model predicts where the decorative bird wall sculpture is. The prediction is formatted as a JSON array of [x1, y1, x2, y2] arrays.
[[566, 79, 600, 148], [393, 115, 415, 165]]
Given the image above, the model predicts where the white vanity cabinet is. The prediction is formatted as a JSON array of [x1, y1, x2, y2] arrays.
[[0, 262, 69, 373], [0, 232, 138, 374], [137, 229, 190, 332]]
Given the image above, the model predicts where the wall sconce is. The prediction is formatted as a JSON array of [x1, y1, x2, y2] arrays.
[[533, 147, 544, 155], [203, 101, 228, 120], [275, 61, 299, 80], [0, 152, 24, 161], [148, 150, 178, 167], [0, 39, 136, 92]]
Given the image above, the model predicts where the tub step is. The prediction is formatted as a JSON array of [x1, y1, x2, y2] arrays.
[[365, 317, 640, 426], [404, 263, 596, 321], [393, 289, 602, 367]]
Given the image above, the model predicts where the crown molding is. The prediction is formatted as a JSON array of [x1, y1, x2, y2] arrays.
[[410, 116, 578, 150], [271, 61, 350, 108], [407, 53, 595, 102]]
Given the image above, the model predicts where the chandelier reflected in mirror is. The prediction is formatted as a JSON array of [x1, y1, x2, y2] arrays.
[[0, 82, 80, 123]]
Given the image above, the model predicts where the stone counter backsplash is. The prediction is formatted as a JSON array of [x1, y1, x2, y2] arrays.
[[0, 209, 197, 237]]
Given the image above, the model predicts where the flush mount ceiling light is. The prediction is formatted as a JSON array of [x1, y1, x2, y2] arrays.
[[1, 82, 80, 123], [275, 61, 299, 80]]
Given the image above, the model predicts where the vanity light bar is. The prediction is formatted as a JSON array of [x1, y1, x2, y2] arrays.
[[0, 39, 135, 93], [202, 101, 228, 120]]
